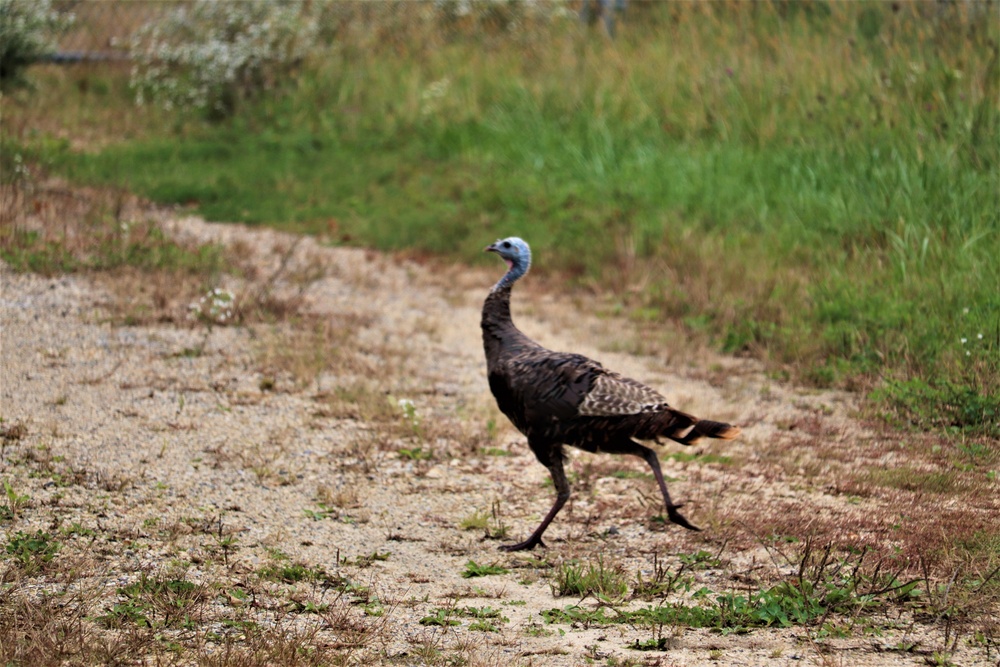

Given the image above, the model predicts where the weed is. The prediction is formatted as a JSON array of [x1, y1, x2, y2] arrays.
[[257, 562, 327, 584], [524, 622, 554, 637], [632, 552, 695, 601], [462, 560, 509, 578], [419, 608, 460, 627], [679, 549, 723, 570], [5, 530, 60, 574], [97, 575, 203, 630], [459, 509, 490, 532], [303, 502, 338, 521], [341, 551, 390, 568], [398, 446, 432, 461], [1, 481, 31, 522], [552, 557, 629, 601], [459, 501, 509, 540], [419, 605, 509, 631]]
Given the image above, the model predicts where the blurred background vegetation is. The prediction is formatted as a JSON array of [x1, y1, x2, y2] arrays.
[[2, 0, 998, 435]]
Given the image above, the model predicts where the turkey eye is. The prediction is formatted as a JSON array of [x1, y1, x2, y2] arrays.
[[502, 241, 511, 249]]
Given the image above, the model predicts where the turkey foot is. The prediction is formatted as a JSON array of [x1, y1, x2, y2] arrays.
[[499, 537, 546, 552], [666, 504, 701, 531]]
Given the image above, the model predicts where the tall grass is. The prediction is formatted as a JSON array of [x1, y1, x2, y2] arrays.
[[11, 1, 999, 430]]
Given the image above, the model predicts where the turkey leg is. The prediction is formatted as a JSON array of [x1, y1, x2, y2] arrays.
[[605, 438, 701, 531], [500, 448, 571, 551]]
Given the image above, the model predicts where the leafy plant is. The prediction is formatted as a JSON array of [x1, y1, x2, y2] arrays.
[[553, 557, 629, 601], [341, 551, 390, 568], [679, 549, 723, 570], [5, 530, 60, 573], [303, 502, 337, 521], [418, 605, 509, 629], [257, 562, 327, 584], [462, 560, 509, 578], [459, 501, 509, 539], [419, 608, 460, 627], [632, 553, 695, 600], [97, 575, 203, 629], [2, 481, 30, 522]]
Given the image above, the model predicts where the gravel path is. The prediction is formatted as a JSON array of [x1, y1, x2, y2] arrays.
[[2, 215, 994, 666]]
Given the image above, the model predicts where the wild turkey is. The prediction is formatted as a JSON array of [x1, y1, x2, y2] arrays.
[[482, 237, 740, 551]]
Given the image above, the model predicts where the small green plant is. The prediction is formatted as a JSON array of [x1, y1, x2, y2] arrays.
[[468, 620, 500, 632], [552, 557, 629, 601], [628, 637, 671, 651], [287, 599, 330, 614], [97, 575, 202, 629], [397, 398, 421, 434], [2, 480, 31, 521], [481, 446, 511, 456], [524, 622, 555, 637], [257, 562, 326, 583], [632, 553, 694, 600], [462, 560, 509, 578], [303, 502, 338, 521], [678, 549, 722, 569], [341, 551, 390, 568], [419, 608, 460, 627], [459, 501, 508, 539], [398, 446, 432, 461], [5, 530, 59, 573], [61, 522, 95, 537], [418, 605, 509, 630], [98, 599, 151, 629], [485, 417, 498, 440], [459, 509, 489, 531]]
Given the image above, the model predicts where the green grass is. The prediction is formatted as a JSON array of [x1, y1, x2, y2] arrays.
[[553, 557, 629, 600], [7, 2, 999, 432]]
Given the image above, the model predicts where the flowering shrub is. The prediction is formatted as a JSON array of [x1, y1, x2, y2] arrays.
[[129, 0, 320, 118], [0, 0, 73, 91], [189, 287, 236, 325]]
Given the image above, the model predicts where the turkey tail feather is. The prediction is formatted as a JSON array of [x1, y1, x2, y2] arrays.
[[674, 419, 740, 445]]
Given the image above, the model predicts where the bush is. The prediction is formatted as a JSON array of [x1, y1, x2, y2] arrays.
[[129, 0, 320, 119], [0, 0, 72, 91]]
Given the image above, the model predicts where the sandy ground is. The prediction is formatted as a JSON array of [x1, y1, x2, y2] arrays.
[[1, 215, 996, 666]]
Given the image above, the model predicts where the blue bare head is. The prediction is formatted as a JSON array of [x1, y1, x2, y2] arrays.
[[485, 237, 531, 292]]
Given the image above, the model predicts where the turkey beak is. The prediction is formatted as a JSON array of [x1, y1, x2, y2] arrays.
[[484, 243, 498, 254]]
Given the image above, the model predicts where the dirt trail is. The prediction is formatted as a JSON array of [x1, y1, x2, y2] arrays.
[[2, 216, 995, 666]]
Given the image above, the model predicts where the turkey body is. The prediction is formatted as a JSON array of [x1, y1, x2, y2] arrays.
[[482, 237, 740, 551]]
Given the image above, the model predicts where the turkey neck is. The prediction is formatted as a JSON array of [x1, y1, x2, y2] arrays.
[[481, 282, 535, 364]]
